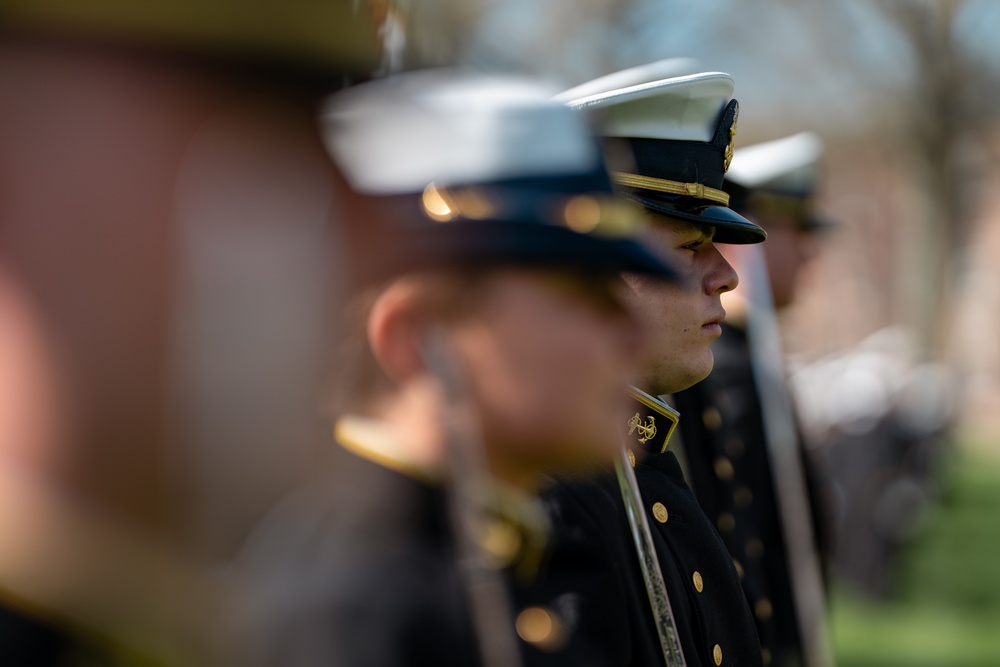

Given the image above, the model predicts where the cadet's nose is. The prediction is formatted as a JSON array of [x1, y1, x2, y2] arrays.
[[706, 244, 739, 295]]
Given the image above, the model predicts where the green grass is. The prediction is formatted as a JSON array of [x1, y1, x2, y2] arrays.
[[831, 590, 1000, 667], [830, 445, 1000, 667]]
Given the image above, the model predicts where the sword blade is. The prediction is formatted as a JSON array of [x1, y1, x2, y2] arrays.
[[741, 244, 834, 667], [614, 445, 687, 667]]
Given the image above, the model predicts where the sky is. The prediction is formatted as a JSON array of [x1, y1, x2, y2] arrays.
[[456, 0, 1000, 140]]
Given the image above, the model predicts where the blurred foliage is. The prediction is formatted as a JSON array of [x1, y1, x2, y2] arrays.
[[831, 443, 1000, 666]]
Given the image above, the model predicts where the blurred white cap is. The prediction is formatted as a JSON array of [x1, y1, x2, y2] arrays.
[[321, 70, 600, 194], [726, 132, 824, 194]]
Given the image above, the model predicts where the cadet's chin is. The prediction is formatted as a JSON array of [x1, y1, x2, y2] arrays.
[[683, 348, 716, 391], [646, 349, 714, 395]]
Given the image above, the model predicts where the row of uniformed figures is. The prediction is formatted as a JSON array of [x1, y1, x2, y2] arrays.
[[0, 4, 833, 667], [235, 63, 833, 667], [326, 64, 835, 667]]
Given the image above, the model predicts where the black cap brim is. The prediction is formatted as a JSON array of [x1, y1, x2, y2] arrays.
[[621, 190, 766, 245], [358, 221, 680, 287]]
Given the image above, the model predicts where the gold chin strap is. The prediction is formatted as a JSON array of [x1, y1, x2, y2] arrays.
[[612, 172, 730, 207]]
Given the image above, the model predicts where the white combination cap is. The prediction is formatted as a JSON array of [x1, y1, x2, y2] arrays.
[[321, 70, 601, 195], [557, 60, 764, 245]]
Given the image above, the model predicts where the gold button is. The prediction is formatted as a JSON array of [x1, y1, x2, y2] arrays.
[[716, 512, 735, 533], [628, 449, 637, 468], [713, 457, 734, 481], [755, 598, 773, 620], [652, 502, 669, 523], [702, 407, 722, 430], [746, 537, 764, 559], [692, 571, 704, 593], [762, 647, 772, 665], [732, 559, 744, 579], [713, 643, 723, 665], [515, 606, 565, 651], [725, 436, 744, 457], [475, 520, 522, 568], [563, 195, 602, 233], [734, 486, 753, 508]]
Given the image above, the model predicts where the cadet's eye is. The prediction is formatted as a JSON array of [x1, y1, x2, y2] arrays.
[[681, 239, 705, 252]]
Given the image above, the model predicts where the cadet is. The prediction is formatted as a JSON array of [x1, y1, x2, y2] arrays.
[[230, 70, 679, 667], [673, 132, 833, 667], [0, 2, 377, 664], [532, 63, 769, 667]]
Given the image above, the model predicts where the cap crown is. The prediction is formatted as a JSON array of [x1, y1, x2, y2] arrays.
[[324, 72, 600, 195], [564, 70, 735, 143], [555, 58, 703, 110]]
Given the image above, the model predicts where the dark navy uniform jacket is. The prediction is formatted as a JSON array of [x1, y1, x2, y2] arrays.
[[234, 417, 605, 667], [673, 322, 828, 667], [0, 604, 75, 665], [535, 447, 763, 667]]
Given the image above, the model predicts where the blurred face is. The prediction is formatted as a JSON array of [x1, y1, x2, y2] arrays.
[[621, 215, 738, 395], [0, 40, 341, 552], [754, 214, 821, 310], [446, 269, 642, 481], [0, 273, 64, 473]]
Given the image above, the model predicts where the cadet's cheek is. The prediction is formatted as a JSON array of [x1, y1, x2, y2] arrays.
[[560, 318, 631, 416], [644, 286, 692, 342], [465, 316, 566, 423], [505, 320, 599, 432]]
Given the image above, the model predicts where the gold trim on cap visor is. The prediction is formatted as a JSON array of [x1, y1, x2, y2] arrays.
[[422, 183, 647, 238], [612, 172, 730, 206]]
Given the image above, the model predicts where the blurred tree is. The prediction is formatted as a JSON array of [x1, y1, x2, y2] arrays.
[[611, 0, 1000, 369]]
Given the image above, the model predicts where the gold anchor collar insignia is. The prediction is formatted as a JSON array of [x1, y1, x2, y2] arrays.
[[626, 387, 680, 454], [628, 413, 657, 444]]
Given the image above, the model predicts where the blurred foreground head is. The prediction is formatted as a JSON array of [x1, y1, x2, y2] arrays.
[[0, 0, 377, 74], [561, 60, 763, 393], [725, 132, 830, 310], [0, 2, 378, 662], [322, 71, 678, 484]]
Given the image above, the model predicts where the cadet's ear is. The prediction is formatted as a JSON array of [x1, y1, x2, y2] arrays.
[[367, 279, 429, 384]]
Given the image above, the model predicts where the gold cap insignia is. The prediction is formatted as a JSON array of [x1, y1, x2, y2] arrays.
[[724, 106, 739, 173]]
